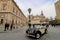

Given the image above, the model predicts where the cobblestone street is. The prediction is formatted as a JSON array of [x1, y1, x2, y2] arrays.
[[0, 26, 60, 40]]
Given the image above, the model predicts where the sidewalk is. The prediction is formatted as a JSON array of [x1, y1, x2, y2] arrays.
[[0, 27, 21, 33], [0, 27, 4, 32]]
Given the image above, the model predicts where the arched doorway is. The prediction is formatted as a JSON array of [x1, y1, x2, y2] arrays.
[[0, 19, 4, 24]]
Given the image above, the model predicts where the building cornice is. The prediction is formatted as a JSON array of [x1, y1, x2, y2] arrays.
[[12, 0, 27, 19]]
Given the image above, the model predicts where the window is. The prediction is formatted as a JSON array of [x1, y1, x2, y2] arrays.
[[16, 20, 17, 24], [16, 10, 17, 13], [2, 3, 7, 10], [16, 10, 18, 15], [1, 19, 3, 24], [13, 7, 14, 12]]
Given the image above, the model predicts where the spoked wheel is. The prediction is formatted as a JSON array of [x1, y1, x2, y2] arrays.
[[35, 33, 41, 39]]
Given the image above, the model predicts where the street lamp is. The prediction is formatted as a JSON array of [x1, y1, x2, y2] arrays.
[[28, 8, 31, 28], [28, 8, 31, 14]]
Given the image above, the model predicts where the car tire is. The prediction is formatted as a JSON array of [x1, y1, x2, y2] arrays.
[[35, 33, 41, 39]]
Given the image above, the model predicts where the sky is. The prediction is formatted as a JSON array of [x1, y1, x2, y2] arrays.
[[14, 0, 58, 19]]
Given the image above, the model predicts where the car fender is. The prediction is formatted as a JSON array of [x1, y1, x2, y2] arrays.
[[39, 28, 45, 34], [35, 31, 41, 35]]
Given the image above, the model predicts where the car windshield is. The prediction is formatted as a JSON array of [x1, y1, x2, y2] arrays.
[[29, 24, 46, 29], [30, 25, 41, 28], [34, 25, 41, 28]]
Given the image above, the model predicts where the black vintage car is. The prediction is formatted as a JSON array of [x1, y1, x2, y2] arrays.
[[26, 24, 47, 39]]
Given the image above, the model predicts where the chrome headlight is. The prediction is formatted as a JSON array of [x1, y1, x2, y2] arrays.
[[29, 30, 33, 33]]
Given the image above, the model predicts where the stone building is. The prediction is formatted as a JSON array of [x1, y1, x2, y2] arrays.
[[27, 11, 49, 25], [0, 0, 27, 28], [55, 0, 60, 24]]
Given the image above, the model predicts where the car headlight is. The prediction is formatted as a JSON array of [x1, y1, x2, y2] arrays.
[[29, 30, 33, 33]]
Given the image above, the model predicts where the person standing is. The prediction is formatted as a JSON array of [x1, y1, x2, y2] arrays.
[[4, 22, 9, 31], [46, 24, 49, 28], [10, 23, 13, 31]]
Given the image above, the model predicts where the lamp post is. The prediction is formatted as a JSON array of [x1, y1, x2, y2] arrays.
[[5, 18, 8, 23], [28, 8, 31, 28]]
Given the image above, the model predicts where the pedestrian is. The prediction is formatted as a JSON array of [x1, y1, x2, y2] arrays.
[[46, 24, 49, 28], [10, 23, 13, 31], [4, 22, 9, 31]]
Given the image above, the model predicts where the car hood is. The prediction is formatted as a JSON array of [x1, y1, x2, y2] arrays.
[[28, 28, 39, 31]]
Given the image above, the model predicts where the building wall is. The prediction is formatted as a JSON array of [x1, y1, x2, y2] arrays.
[[27, 15, 49, 24], [0, 0, 27, 27], [55, 1, 60, 19], [0, 0, 13, 12], [55, 0, 60, 23]]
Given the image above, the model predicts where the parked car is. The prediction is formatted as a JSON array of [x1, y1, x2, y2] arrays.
[[26, 24, 47, 39]]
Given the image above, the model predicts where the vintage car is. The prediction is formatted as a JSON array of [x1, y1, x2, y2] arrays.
[[26, 24, 47, 39]]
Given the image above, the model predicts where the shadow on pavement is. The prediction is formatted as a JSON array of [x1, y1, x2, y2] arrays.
[[0, 31, 8, 33], [26, 36, 41, 40]]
